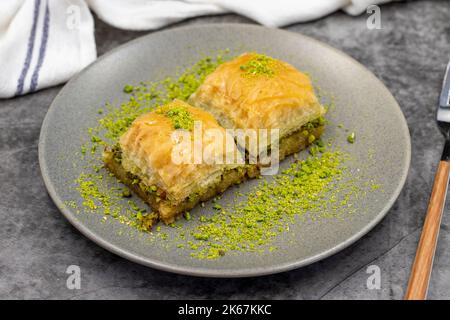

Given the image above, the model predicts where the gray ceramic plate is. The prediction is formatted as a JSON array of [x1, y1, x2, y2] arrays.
[[39, 24, 411, 277]]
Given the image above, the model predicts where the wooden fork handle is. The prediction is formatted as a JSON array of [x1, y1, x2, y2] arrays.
[[404, 160, 450, 300]]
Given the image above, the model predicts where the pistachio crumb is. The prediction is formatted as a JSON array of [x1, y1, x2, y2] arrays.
[[347, 132, 356, 144]]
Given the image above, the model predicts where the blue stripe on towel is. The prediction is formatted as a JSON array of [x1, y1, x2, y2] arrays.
[[30, 1, 50, 93], [15, 0, 41, 96]]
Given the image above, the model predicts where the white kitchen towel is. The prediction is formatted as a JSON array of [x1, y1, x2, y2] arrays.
[[0, 0, 400, 98], [0, 0, 96, 98]]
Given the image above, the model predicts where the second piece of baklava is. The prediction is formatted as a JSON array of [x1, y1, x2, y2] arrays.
[[188, 53, 326, 164]]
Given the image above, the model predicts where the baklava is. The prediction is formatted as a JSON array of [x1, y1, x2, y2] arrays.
[[188, 53, 326, 163], [103, 100, 255, 225]]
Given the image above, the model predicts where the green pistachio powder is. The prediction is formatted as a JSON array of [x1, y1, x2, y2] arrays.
[[68, 52, 380, 260], [156, 105, 195, 131], [240, 54, 277, 77]]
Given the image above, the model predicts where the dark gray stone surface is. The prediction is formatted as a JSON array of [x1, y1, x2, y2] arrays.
[[1, 0, 449, 299]]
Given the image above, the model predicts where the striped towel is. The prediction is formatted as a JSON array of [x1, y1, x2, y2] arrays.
[[0, 0, 95, 98], [0, 0, 399, 98]]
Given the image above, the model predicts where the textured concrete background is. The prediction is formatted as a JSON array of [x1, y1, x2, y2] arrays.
[[1, 0, 450, 300]]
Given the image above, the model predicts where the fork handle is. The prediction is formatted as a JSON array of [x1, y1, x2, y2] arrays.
[[404, 160, 450, 300]]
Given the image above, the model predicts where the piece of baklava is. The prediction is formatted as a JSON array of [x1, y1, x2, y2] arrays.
[[103, 100, 254, 226], [188, 53, 326, 163]]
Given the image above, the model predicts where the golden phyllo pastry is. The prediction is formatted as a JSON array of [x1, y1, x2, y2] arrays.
[[103, 100, 252, 226], [188, 53, 326, 160]]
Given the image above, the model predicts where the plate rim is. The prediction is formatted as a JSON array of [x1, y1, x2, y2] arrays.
[[39, 23, 411, 278]]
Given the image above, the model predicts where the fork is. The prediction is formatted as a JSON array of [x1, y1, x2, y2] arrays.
[[404, 61, 450, 300]]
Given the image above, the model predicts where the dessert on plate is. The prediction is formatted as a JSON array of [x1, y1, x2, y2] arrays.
[[104, 53, 325, 226]]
